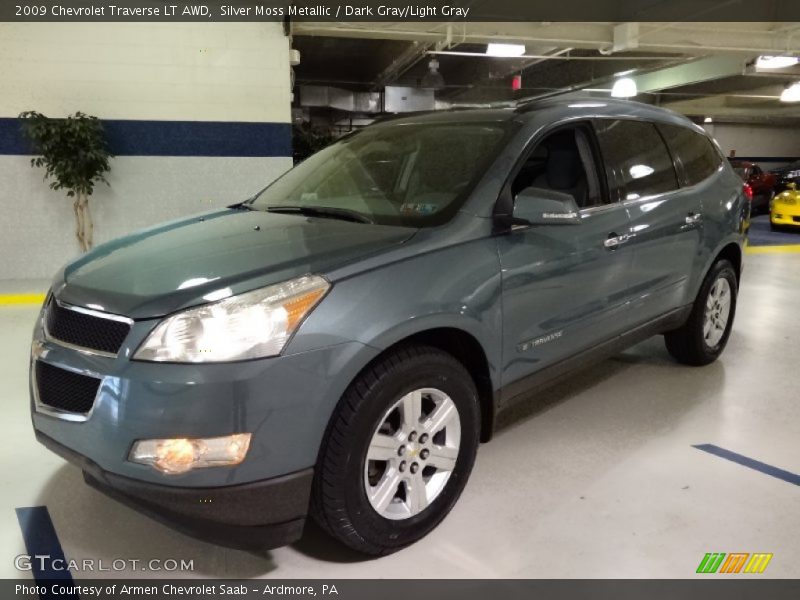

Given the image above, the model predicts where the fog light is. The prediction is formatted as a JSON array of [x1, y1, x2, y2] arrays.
[[129, 433, 251, 474]]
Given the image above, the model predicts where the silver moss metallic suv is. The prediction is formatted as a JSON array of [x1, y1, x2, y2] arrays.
[[30, 98, 748, 555]]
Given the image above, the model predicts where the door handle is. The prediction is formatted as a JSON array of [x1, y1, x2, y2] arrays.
[[604, 233, 632, 250], [685, 212, 703, 225]]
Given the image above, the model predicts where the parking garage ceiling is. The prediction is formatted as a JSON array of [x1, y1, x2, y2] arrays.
[[291, 21, 800, 122]]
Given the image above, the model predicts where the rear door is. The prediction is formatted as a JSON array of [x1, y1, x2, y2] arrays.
[[593, 118, 699, 327]]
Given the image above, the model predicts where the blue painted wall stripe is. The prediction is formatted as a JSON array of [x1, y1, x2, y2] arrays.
[[15, 506, 78, 599], [0, 117, 291, 157], [693, 444, 800, 487]]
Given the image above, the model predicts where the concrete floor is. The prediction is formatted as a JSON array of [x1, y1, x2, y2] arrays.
[[2, 251, 798, 579]]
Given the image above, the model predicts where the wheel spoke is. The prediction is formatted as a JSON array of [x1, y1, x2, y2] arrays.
[[399, 390, 422, 430], [427, 445, 458, 472], [405, 478, 428, 513], [422, 398, 457, 434], [367, 433, 398, 461], [369, 471, 401, 513]]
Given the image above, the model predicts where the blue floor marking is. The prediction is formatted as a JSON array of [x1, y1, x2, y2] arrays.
[[15, 506, 78, 599], [693, 444, 800, 487]]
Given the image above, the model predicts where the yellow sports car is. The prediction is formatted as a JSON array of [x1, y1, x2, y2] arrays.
[[770, 183, 800, 231]]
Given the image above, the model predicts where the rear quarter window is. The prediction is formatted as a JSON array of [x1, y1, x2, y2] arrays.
[[657, 123, 721, 186]]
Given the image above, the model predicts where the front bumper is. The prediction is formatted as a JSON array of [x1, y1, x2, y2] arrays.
[[29, 297, 381, 548], [37, 430, 313, 550], [770, 206, 800, 227]]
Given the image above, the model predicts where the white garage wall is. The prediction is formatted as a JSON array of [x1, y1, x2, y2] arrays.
[[0, 23, 293, 280], [703, 123, 799, 169]]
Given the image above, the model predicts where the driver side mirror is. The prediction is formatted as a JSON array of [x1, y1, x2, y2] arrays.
[[513, 187, 581, 226]]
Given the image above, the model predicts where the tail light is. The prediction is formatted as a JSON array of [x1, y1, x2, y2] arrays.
[[743, 183, 754, 201]]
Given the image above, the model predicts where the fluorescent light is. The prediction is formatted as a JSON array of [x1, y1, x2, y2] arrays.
[[614, 69, 636, 77], [704, 116, 713, 123], [780, 82, 800, 103], [486, 43, 526, 57], [756, 55, 799, 69], [611, 77, 637, 98]]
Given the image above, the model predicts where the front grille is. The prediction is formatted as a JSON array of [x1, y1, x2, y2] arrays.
[[45, 299, 130, 355], [35, 361, 101, 415]]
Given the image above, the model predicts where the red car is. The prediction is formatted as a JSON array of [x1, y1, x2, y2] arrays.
[[729, 160, 776, 214]]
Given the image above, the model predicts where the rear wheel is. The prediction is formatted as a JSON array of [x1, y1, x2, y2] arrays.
[[311, 345, 480, 555], [665, 259, 737, 366]]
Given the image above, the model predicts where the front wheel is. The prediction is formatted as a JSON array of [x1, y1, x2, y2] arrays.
[[665, 259, 738, 366], [311, 345, 480, 555]]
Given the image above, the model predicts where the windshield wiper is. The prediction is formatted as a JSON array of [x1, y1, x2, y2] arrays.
[[265, 205, 373, 224]]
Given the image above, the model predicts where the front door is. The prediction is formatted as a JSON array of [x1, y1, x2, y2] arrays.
[[496, 124, 635, 394]]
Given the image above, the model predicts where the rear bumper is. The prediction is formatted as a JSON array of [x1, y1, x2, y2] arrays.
[[36, 430, 312, 551]]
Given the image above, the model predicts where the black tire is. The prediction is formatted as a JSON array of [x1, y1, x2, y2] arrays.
[[310, 345, 480, 556], [665, 259, 738, 366]]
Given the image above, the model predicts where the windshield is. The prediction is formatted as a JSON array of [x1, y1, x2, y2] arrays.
[[250, 121, 510, 227]]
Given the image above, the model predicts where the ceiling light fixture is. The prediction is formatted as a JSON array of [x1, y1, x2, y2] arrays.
[[486, 43, 526, 57], [704, 116, 713, 123], [780, 82, 800, 103], [421, 58, 445, 90], [611, 77, 637, 98], [756, 55, 799, 69]]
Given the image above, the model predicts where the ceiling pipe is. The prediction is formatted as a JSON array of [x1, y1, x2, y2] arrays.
[[427, 50, 677, 61]]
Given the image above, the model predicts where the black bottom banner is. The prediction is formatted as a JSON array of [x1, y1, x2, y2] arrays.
[[5, 579, 800, 600]]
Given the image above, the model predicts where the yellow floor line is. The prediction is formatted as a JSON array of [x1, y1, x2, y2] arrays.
[[745, 244, 800, 255], [0, 293, 46, 306]]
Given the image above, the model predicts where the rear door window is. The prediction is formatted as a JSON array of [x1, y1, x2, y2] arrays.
[[593, 119, 679, 201], [657, 123, 722, 186]]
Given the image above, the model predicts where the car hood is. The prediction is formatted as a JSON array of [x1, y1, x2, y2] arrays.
[[774, 188, 800, 203], [54, 209, 416, 318]]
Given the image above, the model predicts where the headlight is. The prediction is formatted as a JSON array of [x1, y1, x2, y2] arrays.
[[134, 275, 329, 362]]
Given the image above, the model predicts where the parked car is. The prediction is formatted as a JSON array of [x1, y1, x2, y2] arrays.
[[729, 160, 776, 214], [770, 182, 800, 231], [771, 159, 800, 193], [30, 98, 748, 555]]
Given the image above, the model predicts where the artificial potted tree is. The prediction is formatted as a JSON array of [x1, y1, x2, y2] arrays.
[[19, 111, 112, 252]]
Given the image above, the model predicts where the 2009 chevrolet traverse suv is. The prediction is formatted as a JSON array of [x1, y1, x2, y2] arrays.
[[30, 98, 747, 555]]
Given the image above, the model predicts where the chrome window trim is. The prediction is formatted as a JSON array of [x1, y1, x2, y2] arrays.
[[43, 298, 132, 359], [30, 346, 102, 423]]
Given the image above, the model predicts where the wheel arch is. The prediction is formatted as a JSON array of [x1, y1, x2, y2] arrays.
[[359, 326, 497, 443], [713, 241, 743, 286]]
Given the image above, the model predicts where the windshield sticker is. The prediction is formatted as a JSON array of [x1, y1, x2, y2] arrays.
[[400, 203, 437, 215]]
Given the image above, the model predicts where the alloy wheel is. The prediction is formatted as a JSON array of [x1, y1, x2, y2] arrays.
[[364, 388, 461, 520], [703, 277, 732, 348]]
